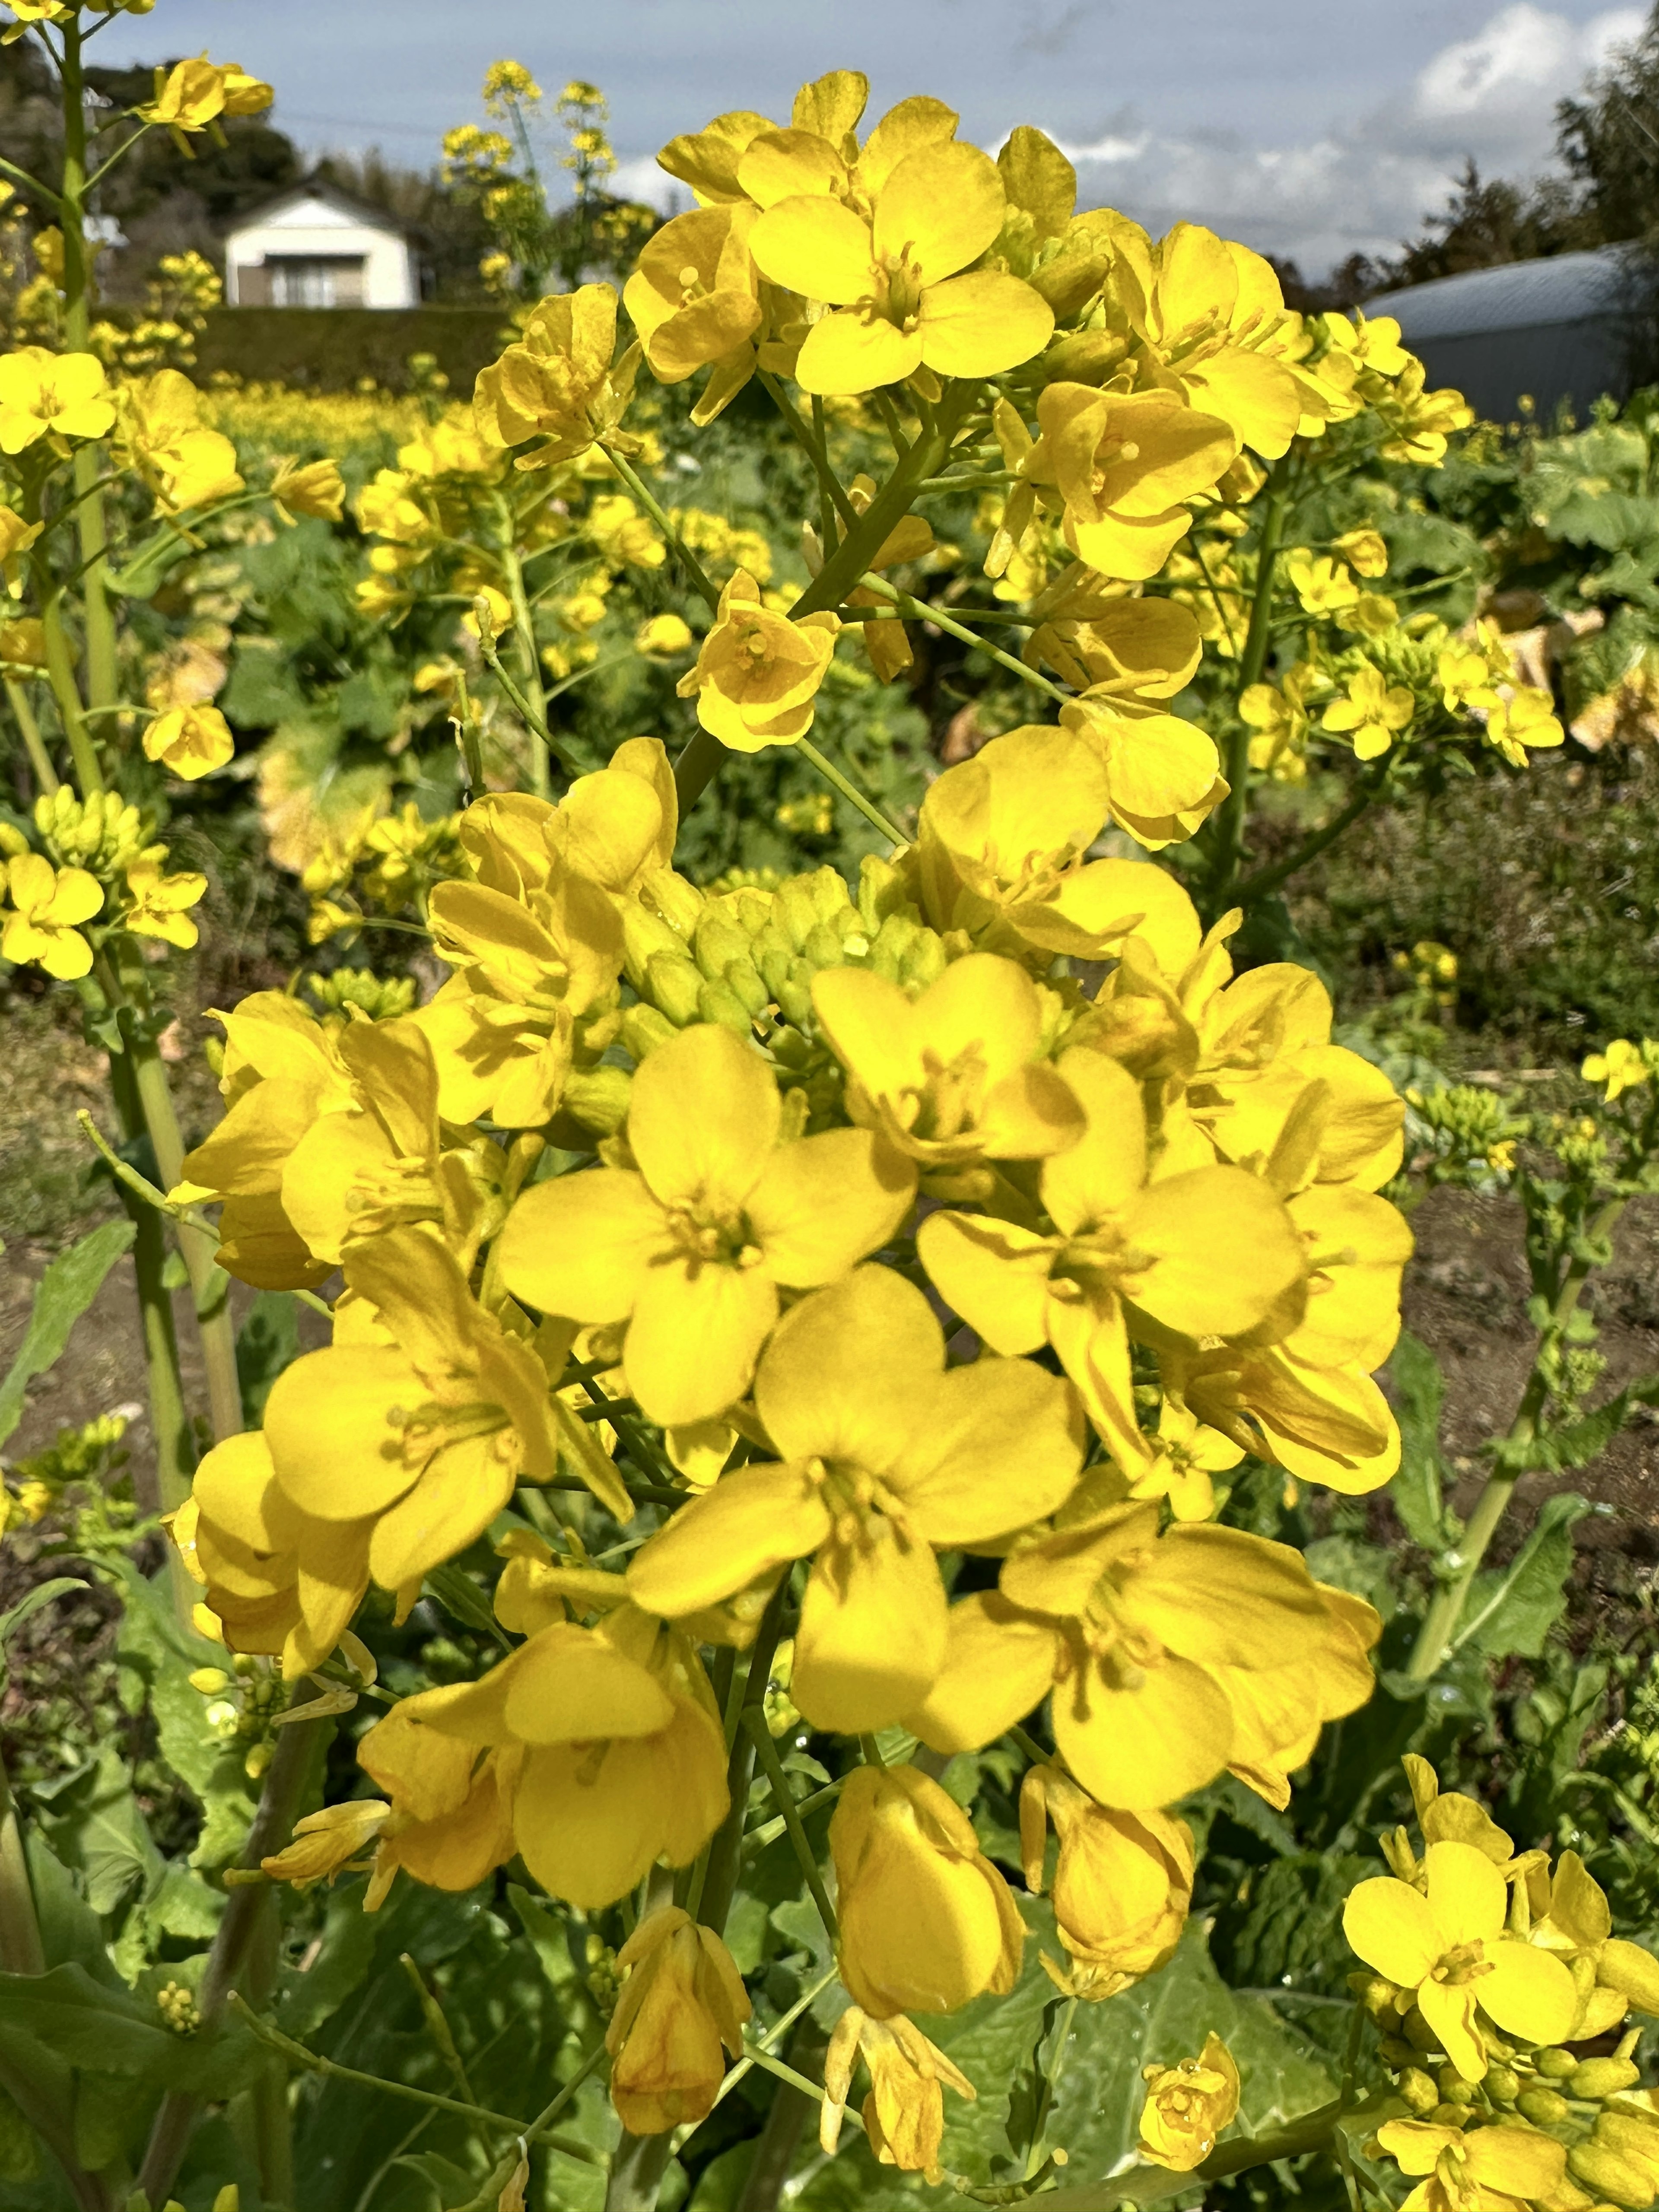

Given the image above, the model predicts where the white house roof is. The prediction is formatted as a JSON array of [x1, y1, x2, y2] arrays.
[[1368, 246, 1638, 342], [224, 181, 411, 243]]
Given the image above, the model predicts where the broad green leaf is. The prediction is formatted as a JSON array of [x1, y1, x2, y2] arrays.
[[23, 1832, 121, 1986], [0, 1220, 135, 1449], [0, 1964, 262, 2099], [1387, 1332, 1452, 1551], [1458, 1492, 1590, 1660], [0, 2082, 41, 2185]]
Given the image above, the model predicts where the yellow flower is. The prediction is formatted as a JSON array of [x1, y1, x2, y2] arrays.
[[747, 139, 1052, 394], [636, 611, 693, 656], [907, 1503, 1376, 1810], [623, 204, 769, 426], [385, 1593, 728, 1908], [140, 54, 273, 134], [1138, 2032, 1240, 2170], [144, 702, 234, 780], [0, 617, 48, 668], [1133, 1397, 1245, 1522], [1483, 688, 1563, 767], [1336, 526, 1390, 578], [1376, 2118, 1566, 2212], [1583, 1039, 1649, 1102], [1059, 697, 1228, 850], [259, 1799, 391, 1888], [918, 1048, 1305, 1473], [1, 853, 102, 979], [911, 724, 1211, 961], [262, 1225, 589, 1595], [118, 370, 243, 512], [499, 1023, 913, 1427], [0, 502, 43, 594], [0, 348, 114, 452], [674, 567, 838, 751], [626, 1264, 1081, 1732], [473, 285, 639, 464], [820, 2007, 976, 2181], [354, 1702, 520, 1909], [606, 1907, 751, 2135], [1321, 662, 1415, 761], [831, 1763, 1024, 2017], [122, 858, 207, 949], [812, 951, 1085, 1176], [271, 456, 346, 523], [997, 386, 1236, 581], [1343, 1840, 1580, 2082], [179, 1430, 372, 1679], [1020, 1765, 1194, 1998], [1285, 551, 1359, 614]]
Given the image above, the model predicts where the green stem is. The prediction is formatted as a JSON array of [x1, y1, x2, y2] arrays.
[[599, 444, 720, 612], [1023, 1995, 1077, 2181], [1206, 469, 1290, 908], [5, 676, 58, 793], [37, 585, 102, 796], [137, 1716, 331, 2207], [856, 572, 1068, 706], [104, 1042, 195, 1533], [741, 1710, 837, 1942], [103, 950, 242, 1444], [697, 1589, 789, 1939], [1229, 760, 1391, 909], [1046, 2100, 1342, 2209], [795, 738, 906, 848], [604, 2130, 677, 2212], [497, 530, 551, 800], [0, 2045, 112, 2212], [756, 373, 858, 536], [0, 1745, 48, 1979], [55, 17, 119, 727], [1405, 1196, 1624, 1681]]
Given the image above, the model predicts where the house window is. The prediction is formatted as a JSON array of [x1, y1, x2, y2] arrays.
[[265, 256, 366, 308]]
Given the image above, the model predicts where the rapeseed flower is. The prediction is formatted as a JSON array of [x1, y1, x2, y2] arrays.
[[675, 567, 839, 750], [1375, 2118, 1566, 2212], [498, 1023, 913, 1426], [606, 1908, 751, 2134], [1138, 2034, 1240, 2170], [1020, 1765, 1194, 1997], [820, 2008, 975, 2181], [1, 854, 102, 979], [0, 348, 114, 452], [144, 702, 235, 780], [626, 1265, 1081, 1730]]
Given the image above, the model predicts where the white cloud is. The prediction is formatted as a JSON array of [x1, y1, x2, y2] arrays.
[[1037, 3, 1646, 276]]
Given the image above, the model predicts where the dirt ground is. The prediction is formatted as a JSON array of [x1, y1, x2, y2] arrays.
[[2, 994, 1656, 1608]]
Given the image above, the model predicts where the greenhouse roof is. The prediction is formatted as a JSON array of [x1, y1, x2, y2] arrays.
[[1368, 246, 1637, 341]]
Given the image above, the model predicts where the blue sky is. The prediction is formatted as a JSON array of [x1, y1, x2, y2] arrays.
[[96, 0, 1645, 273]]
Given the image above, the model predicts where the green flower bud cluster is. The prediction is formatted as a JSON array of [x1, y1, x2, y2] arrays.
[[1405, 1081, 1529, 1186], [33, 786, 165, 882], [155, 1980, 200, 2037], [305, 967, 418, 1023]]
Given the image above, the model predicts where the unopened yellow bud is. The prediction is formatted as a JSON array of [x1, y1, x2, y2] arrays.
[[604, 1907, 750, 2135], [1138, 2033, 1240, 2171]]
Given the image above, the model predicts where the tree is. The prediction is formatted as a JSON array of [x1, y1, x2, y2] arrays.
[[1557, 6, 1659, 245]]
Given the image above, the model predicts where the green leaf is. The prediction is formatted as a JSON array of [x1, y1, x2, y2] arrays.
[[1458, 1492, 1590, 1660], [1539, 1373, 1659, 1471], [235, 1288, 301, 1426], [23, 1831, 121, 1985], [0, 1220, 135, 1448], [104, 527, 192, 599], [0, 1964, 262, 2099], [0, 1579, 89, 1691], [426, 1564, 512, 1649], [1387, 1332, 1452, 1551]]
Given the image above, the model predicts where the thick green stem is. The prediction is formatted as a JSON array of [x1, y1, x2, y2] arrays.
[[1405, 1197, 1624, 1681], [742, 1710, 836, 1942], [604, 2129, 677, 2212], [0, 1747, 47, 1979], [1229, 760, 1391, 909], [5, 676, 59, 793], [1206, 473, 1290, 908], [1047, 2100, 1342, 2209], [38, 587, 103, 796], [104, 1040, 195, 1527], [57, 19, 119, 726], [137, 1716, 330, 2207]]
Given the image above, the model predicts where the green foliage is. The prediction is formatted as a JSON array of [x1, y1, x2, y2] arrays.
[[0, 1221, 134, 1450]]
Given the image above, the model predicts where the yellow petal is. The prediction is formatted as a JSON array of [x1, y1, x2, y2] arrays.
[[629, 1022, 781, 1213], [1465, 2126, 1568, 2202], [1056, 1655, 1233, 1810], [266, 1346, 420, 1520], [903, 1594, 1058, 1753], [793, 1531, 948, 1733], [1042, 1051, 1146, 1236], [738, 126, 851, 208], [1342, 1874, 1439, 1987], [916, 1210, 1051, 1355], [1416, 1975, 1485, 2083], [874, 143, 1005, 282], [1424, 1840, 1507, 1950], [496, 1168, 667, 1323], [624, 1252, 779, 1427], [1127, 1166, 1306, 1339], [858, 94, 959, 192], [627, 1461, 830, 1617], [755, 1265, 940, 1469], [917, 270, 1054, 380], [1123, 1525, 1326, 1669], [502, 1624, 675, 1744], [891, 1357, 1081, 1545], [367, 1430, 517, 1591], [749, 195, 873, 302], [745, 1127, 915, 1284], [1479, 1939, 1580, 2048], [515, 1737, 671, 1908], [795, 311, 923, 397]]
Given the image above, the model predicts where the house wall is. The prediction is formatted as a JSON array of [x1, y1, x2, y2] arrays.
[[225, 196, 415, 309]]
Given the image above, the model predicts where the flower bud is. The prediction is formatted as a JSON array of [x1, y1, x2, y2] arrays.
[[1518, 2088, 1572, 2127], [1138, 2033, 1240, 2171], [1573, 2062, 1642, 2103], [831, 1765, 1024, 2021], [1538, 2050, 1580, 2080], [1485, 2066, 1521, 2104], [1438, 2067, 1477, 2104], [1398, 2069, 1439, 2114], [1568, 2141, 1657, 2211], [604, 1907, 750, 2135], [1599, 1940, 1659, 2018], [1020, 1767, 1192, 1998]]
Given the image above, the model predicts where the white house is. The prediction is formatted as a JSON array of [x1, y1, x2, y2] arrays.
[[224, 184, 417, 309]]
